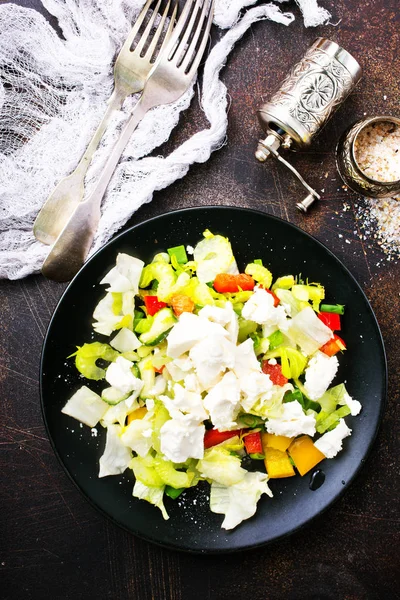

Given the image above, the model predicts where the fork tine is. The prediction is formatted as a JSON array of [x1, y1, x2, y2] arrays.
[[121, 0, 155, 52], [170, 0, 203, 65], [165, 0, 196, 61], [135, 0, 163, 55], [144, 0, 176, 61], [183, 0, 214, 77]]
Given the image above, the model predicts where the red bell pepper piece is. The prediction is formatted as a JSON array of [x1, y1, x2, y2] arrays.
[[243, 431, 263, 455], [204, 428, 241, 449], [261, 362, 288, 386], [143, 295, 167, 316], [213, 273, 255, 293], [318, 311, 341, 331], [320, 334, 347, 357]]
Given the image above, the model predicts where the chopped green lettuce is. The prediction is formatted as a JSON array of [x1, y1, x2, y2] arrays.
[[98, 424, 132, 477], [132, 480, 169, 520], [193, 231, 238, 283], [61, 385, 109, 427], [197, 446, 246, 486], [287, 307, 333, 355], [100, 253, 144, 294], [92, 292, 124, 336], [110, 328, 141, 353], [210, 471, 273, 530]]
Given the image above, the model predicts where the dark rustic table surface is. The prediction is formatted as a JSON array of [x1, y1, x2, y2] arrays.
[[1, 1, 399, 599]]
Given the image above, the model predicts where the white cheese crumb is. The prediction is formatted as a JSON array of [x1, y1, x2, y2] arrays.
[[265, 400, 316, 437], [314, 419, 351, 458], [304, 351, 339, 400], [342, 392, 362, 416]]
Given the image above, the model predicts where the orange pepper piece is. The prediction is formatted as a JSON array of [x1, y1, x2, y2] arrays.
[[261, 432, 293, 453], [213, 273, 255, 293], [127, 406, 148, 425], [288, 435, 325, 476], [170, 294, 195, 317], [264, 447, 296, 479]]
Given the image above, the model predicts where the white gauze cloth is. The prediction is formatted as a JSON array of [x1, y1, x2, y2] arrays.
[[0, 0, 330, 279]]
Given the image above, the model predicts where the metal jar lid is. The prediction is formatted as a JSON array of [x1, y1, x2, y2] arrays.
[[336, 115, 400, 198]]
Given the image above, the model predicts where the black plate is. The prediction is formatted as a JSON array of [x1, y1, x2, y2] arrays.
[[40, 206, 387, 553]]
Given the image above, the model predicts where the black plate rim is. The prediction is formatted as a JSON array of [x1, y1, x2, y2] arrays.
[[40, 205, 387, 554]]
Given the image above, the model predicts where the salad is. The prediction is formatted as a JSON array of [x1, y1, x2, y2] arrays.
[[61, 230, 361, 530]]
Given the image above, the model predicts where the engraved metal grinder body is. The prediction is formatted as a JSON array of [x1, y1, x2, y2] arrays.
[[256, 38, 362, 212]]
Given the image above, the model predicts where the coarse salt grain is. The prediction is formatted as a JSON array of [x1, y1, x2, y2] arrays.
[[351, 120, 400, 259], [356, 195, 400, 260], [354, 121, 400, 183]]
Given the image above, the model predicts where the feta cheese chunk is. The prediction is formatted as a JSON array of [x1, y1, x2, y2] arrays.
[[233, 338, 260, 379], [203, 372, 241, 430], [314, 418, 352, 458], [189, 335, 235, 390], [167, 312, 227, 358], [304, 351, 339, 400], [162, 383, 207, 422], [242, 287, 289, 330], [183, 372, 203, 393], [266, 400, 316, 437], [199, 301, 239, 344], [160, 417, 205, 462], [239, 371, 274, 412], [105, 356, 143, 396], [342, 392, 362, 416], [62, 385, 108, 427], [199, 303, 233, 325]]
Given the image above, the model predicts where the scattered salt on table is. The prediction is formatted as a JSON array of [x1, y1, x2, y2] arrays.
[[352, 120, 400, 260]]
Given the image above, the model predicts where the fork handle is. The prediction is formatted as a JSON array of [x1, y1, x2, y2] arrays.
[[41, 99, 149, 282], [33, 88, 125, 246]]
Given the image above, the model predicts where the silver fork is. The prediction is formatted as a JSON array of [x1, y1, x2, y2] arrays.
[[33, 0, 176, 246], [42, 0, 214, 282]]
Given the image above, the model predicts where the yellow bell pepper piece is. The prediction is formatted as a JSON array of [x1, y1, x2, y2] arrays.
[[261, 432, 293, 452], [288, 435, 325, 476], [127, 406, 148, 425], [264, 447, 296, 479]]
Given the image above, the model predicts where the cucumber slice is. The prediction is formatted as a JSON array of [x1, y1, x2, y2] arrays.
[[101, 387, 129, 406], [139, 308, 177, 346], [131, 363, 140, 378]]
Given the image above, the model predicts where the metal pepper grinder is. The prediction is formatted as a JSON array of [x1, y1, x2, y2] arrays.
[[255, 38, 362, 212]]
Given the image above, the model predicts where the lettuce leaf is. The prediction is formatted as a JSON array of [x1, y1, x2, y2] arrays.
[[61, 385, 108, 427], [197, 446, 246, 486], [92, 293, 125, 336], [132, 480, 169, 520], [193, 232, 238, 283], [286, 307, 333, 355], [98, 425, 132, 477], [100, 253, 144, 294], [210, 471, 273, 530]]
